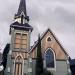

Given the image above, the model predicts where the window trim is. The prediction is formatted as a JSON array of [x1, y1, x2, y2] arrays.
[[44, 48, 56, 71]]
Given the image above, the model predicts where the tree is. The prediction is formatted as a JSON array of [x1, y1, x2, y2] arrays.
[[42, 69, 53, 75], [2, 44, 10, 70], [36, 34, 43, 75]]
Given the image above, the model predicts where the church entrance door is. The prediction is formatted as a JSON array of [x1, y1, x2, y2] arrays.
[[14, 55, 23, 75], [15, 63, 22, 75]]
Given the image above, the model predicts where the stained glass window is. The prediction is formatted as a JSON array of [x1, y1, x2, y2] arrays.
[[45, 49, 54, 68]]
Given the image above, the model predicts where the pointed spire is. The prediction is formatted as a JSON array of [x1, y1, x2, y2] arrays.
[[17, 0, 27, 16], [15, 0, 29, 21]]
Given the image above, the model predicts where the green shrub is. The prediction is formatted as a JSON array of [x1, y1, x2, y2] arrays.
[[42, 69, 53, 75]]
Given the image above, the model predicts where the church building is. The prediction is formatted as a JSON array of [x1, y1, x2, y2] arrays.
[[4, 0, 71, 75]]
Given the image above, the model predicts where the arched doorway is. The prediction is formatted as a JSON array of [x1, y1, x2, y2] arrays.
[[14, 55, 23, 75]]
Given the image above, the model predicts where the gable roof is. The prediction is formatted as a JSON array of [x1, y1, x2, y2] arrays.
[[29, 28, 68, 56]]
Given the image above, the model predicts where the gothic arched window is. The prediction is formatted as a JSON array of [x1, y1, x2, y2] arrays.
[[45, 48, 55, 68]]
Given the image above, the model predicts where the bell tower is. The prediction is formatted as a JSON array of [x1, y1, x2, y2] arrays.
[[10, 0, 33, 51], [10, 0, 33, 50], [9, 0, 33, 75]]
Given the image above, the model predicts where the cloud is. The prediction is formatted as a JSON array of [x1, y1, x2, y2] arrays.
[[0, 0, 75, 59]]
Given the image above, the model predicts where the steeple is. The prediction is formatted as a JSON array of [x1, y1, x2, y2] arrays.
[[10, 0, 33, 34], [15, 0, 29, 21], [18, 0, 27, 16]]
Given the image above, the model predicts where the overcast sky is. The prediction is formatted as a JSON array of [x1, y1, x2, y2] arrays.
[[0, 0, 75, 59]]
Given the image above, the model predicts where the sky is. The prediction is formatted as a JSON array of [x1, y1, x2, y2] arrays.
[[0, 0, 75, 59]]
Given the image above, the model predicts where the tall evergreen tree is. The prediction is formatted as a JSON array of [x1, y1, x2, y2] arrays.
[[36, 34, 43, 75], [2, 44, 10, 70]]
